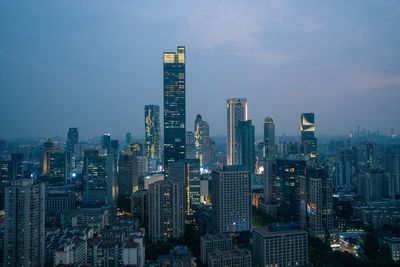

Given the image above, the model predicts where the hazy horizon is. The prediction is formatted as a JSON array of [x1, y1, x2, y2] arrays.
[[1, 1, 400, 139]]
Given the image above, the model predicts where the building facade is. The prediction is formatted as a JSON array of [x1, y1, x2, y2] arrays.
[[227, 98, 247, 166], [163, 46, 186, 175], [264, 117, 275, 157], [300, 113, 317, 159], [145, 105, 161, 162]]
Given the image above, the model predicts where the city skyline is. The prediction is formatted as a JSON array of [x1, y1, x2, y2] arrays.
[[1, 1, 400, 138]]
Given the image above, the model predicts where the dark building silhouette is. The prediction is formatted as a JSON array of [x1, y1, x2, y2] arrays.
[[264, 117, 275, 157], [238, 120, 255, 173], [301, 113, 317, 159], [163, 46, 186, 175]]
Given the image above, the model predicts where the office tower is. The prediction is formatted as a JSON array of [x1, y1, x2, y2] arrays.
[[264, 117, 275, 157], [82, 149, 108, 206], [118, 148, 139, 198], [355, 142, 378, 171], [163, 46, 186, 175], [335, 149, 354, 188], [185, 131, 196, 159], [66, 127, 79, 154], [227, 98, 247, 166], [300, 113, 317, 159], [126, 132, 132, 146], [42, 137, 59, 175], [253, 225, 308, 267], [47, 152, 67, 185], [145, 105, 161, 162], [111, 140, 119, 154], [4, 179, 45, 267], [358, 170, 389, 201], [385, 153, 400, 196], [208, 249, 252, 267], [10, 153, 23, 180], [169, 159, 201, 216], [148, 180, 185, 242], [268, 159, 306, 222], [300, 167, 334, 243], [238, 120, 255, 173], [212, 166, 251, 233], [102, 134, 111, 154], [194, 114, 211, 165], [200, 234, 233, 264]]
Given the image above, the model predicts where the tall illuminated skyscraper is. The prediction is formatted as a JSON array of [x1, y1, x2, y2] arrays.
[[42, 137, 58, 175], [301, 113, 317, 158], [163, 46, 186, 175], [145, 105, 160, 162], [264, 117, 275, 157], [227, 98, 247, 166]]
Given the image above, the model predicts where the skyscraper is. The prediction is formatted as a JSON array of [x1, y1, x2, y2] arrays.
[[212, 166, 251, 233], [300, 167, 334, 243], [185, 131, 196, 159], [238, 120, 255, 173], [42, 137, 59, 175], [264, 117, 275, 157], [145, 105, 160, 162], [300, 113, 317, 159], [82, 149, 108, 206], [148, 180, 185, 242], [227, 98, 247, 166], [66, 127, 79, 154], [102, 134, 111, 155], [169, 159, 201, 216], [163, 46, 186, 175], [126, 132, 132, 146], [118, 148, 139, 198], [4, 179, 45, 267], [194, 114, 210, 165]]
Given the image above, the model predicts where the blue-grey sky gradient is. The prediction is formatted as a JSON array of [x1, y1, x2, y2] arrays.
[[1, 0, 400, 138]]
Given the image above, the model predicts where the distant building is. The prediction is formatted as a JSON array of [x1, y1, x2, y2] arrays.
[[126, 132, 132, 146], [148, 180, 185, 242], [102, 134, 111, 155], [164, 46, 186, 175], [4, 179, 45, 267], [66, 127, 79, 155], [145, 105, 161, 162], [212, 167, 251, 233], [195, 114, 212, 165], [118, 148, 139, 198], [227, 98, 247, 166], [253, 224, 308, 267], [238, 120, 255, 173], [264, 117, 275, 157], [300, 113, 317, 159], [131, 189, 148, 227], [82, 149, 108, 206], [42, 137, 59, 175], [170, 245, 192, 267]]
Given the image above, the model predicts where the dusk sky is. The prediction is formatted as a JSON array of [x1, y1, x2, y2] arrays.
[[1, 0, 400, 139]]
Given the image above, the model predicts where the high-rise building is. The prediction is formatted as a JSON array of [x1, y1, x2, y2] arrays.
[[200, 234, 233, 264], [169, 159, 201, 216], [253, 224, 308, 267], [163, 46, 186, 175], [148, 180, 185, 242], [264, 117, 275, 157], [227, 98, 247, 166], [47, 152, 67, 185], [300, 113, 317, 159], [145, 105, 161, 162], [194, 114, 211, 165], [300, 167, 334, 243], [185, 131, 196, 159], [4, 179, 45, 267], [238, 120, 255, 173], [212, 166, 251, 233], [102, 134, 111, 155], [82, 149, 108, 206], [267, 159, 306, 222], [42, 137, 59, 175], [126, 132, 132, 146], [10, 153, 24, 180], [118, 148, 138, 198], [66, 128, 79, 154]]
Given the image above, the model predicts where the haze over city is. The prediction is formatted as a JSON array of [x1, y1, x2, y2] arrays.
[[1, 0, 400, 138]]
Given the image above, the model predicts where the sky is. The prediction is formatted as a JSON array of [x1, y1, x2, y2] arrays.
[[1, 0, 400, 139]]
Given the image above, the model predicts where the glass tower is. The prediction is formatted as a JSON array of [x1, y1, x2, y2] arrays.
[[145, 105, 160, 162], [264, 117, 275, 157], [227, 98, 247, 165], [163, 46, 186, 175], [301, 113, 317, 158]]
